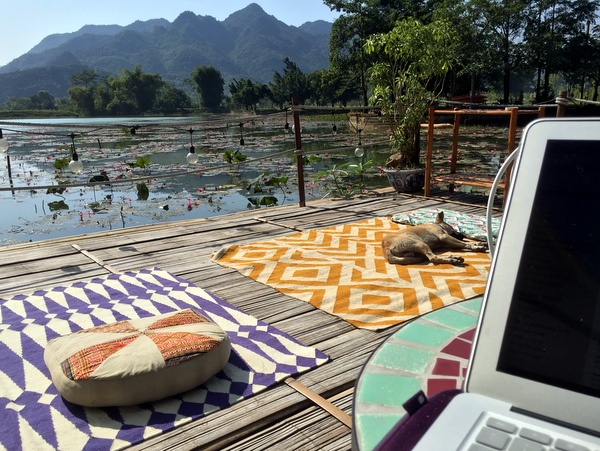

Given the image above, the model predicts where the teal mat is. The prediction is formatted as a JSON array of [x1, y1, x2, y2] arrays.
[[391, 208, 500, 242]]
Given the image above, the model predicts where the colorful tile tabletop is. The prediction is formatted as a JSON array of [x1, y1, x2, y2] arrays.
[[352, 296, 483, 450]]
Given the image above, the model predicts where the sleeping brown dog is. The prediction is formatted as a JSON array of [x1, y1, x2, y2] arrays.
[[382, 211, 488, 265]]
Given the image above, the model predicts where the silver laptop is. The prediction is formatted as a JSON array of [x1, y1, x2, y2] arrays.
[[415, 118, 600, 450]]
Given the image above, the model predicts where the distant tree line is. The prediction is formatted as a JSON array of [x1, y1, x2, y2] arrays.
[[4, 90, 68, 111], [67, 66, 192, 116], [1, 57, 360, 115]]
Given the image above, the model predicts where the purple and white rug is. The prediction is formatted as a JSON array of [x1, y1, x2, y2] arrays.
[[0, 268, 329, 450]]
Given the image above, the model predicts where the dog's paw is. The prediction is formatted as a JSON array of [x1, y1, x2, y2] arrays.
[[469, 243, 488, 252], [433, 255, 464, 265], [448, 256, 465, 265]]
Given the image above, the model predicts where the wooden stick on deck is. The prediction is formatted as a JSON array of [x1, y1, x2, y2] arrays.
[[285, 377, 353, 428], [71, 244, 119, 274]]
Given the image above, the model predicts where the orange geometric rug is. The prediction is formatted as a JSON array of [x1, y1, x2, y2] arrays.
[[212, 217, 490, 330]]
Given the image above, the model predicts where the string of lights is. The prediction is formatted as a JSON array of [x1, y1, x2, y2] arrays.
[[0, 147, 297, 192], [0, 107, 389, 194], [0, 140, 388, 193]]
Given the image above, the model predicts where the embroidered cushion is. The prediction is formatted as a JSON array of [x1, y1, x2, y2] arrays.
[[44, 309, 231, 407]]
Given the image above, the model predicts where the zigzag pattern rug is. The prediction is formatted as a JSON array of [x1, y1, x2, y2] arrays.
[[213, 217, 490, 330], [0, 268, 329, 450]]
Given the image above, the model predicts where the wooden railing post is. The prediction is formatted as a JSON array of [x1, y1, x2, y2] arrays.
[[502, 107, 519, 207], [292, 97, 306, 207], [448, 110, 461, 193], [424, 106, 436, 197], [537, 106, 546, 118], [556, 91, 568, 117]]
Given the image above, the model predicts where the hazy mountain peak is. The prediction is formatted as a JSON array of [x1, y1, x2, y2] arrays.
[[0, 5, 332, 104]]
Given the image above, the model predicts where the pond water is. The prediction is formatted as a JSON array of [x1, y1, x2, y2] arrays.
[[0, 114, 511, 247]]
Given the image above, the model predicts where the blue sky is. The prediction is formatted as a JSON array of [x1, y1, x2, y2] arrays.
[[1, 1, 340, 67]]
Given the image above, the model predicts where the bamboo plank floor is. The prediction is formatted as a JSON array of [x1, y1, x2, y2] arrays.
[[0, 188, 501, 450]]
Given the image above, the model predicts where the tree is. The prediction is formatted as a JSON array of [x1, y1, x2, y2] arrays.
[[523, 0, 598, 101], [434, 2, 497, 100], [326, 1, 386, 106], [93, 81, 112, 116], [472, 0, 529, 103], [366, 18, 459, 168], [115, 65, 164, 113], [309, 69, 338, 106], [561, 22, 600, 97], [270, 58, 311, 107], [68, 85, 96, 116], [30, 90, 56, 110], [586, 25, 600, 100], [153, 84, 192, 114], [190, 66, 224, 109], [69, 69, 98, 88], [229, 79, 272, 110], [325, 0, 446, 106], [4, 97, 33, 110], [309, 68, 361, 106], [68, 66, 185, 116]]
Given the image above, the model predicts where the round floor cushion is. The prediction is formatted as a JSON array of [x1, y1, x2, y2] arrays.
[[44, 308, 231, 407]]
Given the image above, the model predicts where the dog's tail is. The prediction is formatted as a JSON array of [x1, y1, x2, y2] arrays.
[[211, 245, 235, 261]]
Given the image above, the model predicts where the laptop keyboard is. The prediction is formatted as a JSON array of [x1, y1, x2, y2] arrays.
[[464, 414, 595, 451]]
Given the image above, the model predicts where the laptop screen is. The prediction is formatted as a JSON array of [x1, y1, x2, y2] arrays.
[[497, 139, 600, 398]]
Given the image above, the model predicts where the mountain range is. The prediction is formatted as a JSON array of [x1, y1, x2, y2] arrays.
[[0, 3, 332, 104]]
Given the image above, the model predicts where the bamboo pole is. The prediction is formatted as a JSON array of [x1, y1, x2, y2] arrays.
[[448, 111, 462, 193], [292, 97, 306, 207], [424, 107, 436, 197]]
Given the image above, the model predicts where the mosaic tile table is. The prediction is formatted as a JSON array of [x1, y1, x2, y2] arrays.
[[352, 296, 483, 450]]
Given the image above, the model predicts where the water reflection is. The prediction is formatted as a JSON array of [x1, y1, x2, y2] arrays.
[[0, 115, 508, 246]]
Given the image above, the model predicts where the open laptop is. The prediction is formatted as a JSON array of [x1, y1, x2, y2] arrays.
[[414, 118, 600, 450]]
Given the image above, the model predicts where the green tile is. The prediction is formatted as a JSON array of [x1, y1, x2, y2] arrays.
[[395, 321, 456, 348], [426, 307, 478, 331], [371, 343, 434, 374], [355, 413, 404, 451], [460, 296, 484, 314], [356, 373, 421, 407]]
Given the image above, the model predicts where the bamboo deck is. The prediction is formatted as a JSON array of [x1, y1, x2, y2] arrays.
[[0, 188, 501, 450]]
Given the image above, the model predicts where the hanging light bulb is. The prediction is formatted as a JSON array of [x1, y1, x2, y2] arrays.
[[186, 128, 199, 164], [69, 150, 84, 174], [284, 108, 290, 133], [0, 129, 9, 153], [354, 129, 364, 157], [68, 133, 83, 174], [186, 145, 198, 164], [332, 111, 337, 135]]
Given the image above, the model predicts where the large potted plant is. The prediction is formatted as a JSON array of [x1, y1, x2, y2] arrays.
[[365, 19, 458, 193]]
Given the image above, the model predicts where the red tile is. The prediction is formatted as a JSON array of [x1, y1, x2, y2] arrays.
[[432, 358, 461, 377], [441, 338, 473, 359], [427, 378, 459, 396], [459, 327, 476, 342]]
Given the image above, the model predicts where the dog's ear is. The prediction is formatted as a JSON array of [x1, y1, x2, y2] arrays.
[[435, 211, 444, 223]]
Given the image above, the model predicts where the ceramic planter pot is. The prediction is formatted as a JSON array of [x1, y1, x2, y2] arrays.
[[383, 168, 425, 193]]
